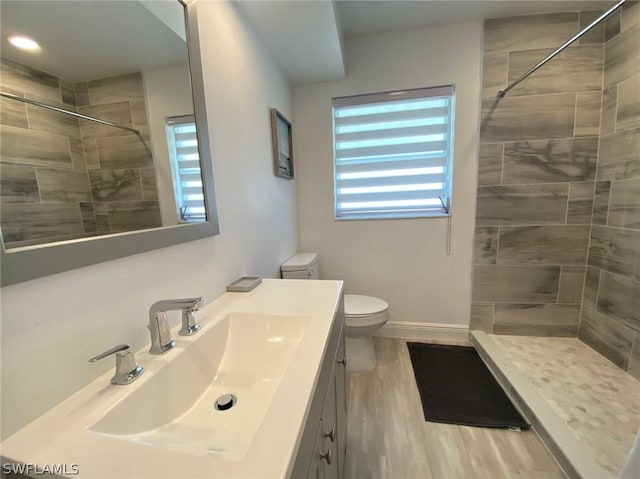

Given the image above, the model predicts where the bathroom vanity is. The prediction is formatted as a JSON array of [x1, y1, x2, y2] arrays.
[[0, 280, 346, 478]]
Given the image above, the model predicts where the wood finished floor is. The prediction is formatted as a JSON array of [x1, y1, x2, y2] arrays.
[[344, 337, 566, 479]]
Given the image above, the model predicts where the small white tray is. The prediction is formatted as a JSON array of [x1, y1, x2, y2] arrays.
[[226, 276, 262, 292]]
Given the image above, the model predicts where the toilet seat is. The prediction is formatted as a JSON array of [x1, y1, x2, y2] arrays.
[[344, 294, 389, 329]]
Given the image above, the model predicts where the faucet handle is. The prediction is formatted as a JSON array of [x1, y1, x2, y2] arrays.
[[179, 310, 201, 336], [89, 344, 144, 385]]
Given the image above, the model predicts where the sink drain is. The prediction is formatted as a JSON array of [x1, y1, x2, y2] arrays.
[[214, 394, 237, 411]]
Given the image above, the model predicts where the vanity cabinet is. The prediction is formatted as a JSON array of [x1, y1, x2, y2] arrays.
[[292, 297, 347, 479]]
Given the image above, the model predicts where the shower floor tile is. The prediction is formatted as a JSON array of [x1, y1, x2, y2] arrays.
[[489, 334, 640, 476]]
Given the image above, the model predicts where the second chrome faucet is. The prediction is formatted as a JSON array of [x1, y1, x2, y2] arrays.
[[148, 297, 204, 355]]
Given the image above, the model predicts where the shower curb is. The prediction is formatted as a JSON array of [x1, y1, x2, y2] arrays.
[[471, 331, 613, 479]]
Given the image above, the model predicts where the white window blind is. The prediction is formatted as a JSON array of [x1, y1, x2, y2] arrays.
[[333, 86, 454, 220], [166, 115, 206, 222]]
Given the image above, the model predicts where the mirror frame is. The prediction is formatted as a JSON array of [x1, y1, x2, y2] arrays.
[[0, 0, 219, 287]]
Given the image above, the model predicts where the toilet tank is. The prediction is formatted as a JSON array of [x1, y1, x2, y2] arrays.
[[281, 253, 320, 279]]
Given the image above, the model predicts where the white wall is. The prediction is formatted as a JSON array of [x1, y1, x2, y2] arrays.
[[0, 0, 297, 439], [143, 63, 193, 226], [293, 22, 482, 327]]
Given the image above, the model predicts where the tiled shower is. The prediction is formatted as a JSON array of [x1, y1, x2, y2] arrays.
[[470, 4, 640, 379], [0, 59, 162, 248]]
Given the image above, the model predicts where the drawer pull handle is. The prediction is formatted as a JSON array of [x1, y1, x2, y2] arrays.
[[338, 357, 346, 366]]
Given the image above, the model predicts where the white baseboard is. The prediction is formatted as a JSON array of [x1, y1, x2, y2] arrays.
[[374, 321, 469, 343]]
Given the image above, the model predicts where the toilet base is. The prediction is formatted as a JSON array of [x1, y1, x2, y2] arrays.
[[345, 335, 376, 371]]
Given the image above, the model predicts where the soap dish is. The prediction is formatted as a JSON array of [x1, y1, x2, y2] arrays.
[[226, 276, 262, 292]]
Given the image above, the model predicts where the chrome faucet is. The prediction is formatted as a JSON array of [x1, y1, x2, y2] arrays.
[[148, 297, 204, 354], [89, 344, 144, 385]]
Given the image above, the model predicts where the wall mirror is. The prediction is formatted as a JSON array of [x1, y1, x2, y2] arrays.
[[0, 0, 219, 286]]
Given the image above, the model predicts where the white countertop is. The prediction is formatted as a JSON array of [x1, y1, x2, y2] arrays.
[[0, 279, 344, 479]]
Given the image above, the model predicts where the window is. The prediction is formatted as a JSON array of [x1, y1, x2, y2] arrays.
[[165, 115, 206, 222], [332, 86, 455, 220]]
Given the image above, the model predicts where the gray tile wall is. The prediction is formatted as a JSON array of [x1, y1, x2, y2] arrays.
[[578, 2, 640, 379], [471, 3, 640, 379], [471, 11, 601, 338], [0, 60, 161, 247]]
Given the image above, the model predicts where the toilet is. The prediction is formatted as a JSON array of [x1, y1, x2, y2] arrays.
[[280, 253, 389, 371]]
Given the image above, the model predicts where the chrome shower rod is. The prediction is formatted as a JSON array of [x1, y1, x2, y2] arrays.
[[0, 91, 140, 134], [497, 0, 627, 98]]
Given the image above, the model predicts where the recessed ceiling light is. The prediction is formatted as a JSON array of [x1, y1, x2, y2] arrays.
[[8, 34, 41, 52]]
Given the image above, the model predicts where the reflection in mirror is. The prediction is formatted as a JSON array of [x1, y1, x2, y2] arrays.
[[0, 0, 206, 251]]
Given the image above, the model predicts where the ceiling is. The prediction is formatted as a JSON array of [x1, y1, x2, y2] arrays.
[[335, 1, 612, 37], [0, 1, 187, 83], [0, 0, 616, 86], [239, 0, 613, 84]]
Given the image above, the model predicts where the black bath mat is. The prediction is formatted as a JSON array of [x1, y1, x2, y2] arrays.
[[407, 342, 530, 429]]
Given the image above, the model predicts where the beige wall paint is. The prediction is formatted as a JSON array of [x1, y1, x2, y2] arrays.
[[0, 0, 297, 439], [293, 22, 482, 326]]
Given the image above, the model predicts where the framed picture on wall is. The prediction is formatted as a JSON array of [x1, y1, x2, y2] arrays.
[[270, 108, 294, 179]]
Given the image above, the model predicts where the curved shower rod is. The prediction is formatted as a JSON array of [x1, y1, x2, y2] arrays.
[[0, 91, 141, 134], [497, 0, 627, 98]]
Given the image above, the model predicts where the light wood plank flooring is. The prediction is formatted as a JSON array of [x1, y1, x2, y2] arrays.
[[344, 337, 566, 479]]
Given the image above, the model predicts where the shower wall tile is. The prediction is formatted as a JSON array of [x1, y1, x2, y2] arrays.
[[472, 265, 560, 303], [74, 82, 90, 107], [79, 202, 97, 234], [474, 227, 498, 264], [78, 102, 133, 140], [89, 169, 143, 202], [575, 92, 602, 137], [0, 125, 72, 169], [26, 103, 81, 140], [606, 9, 622, 41], [478, 144, 503, 185], [482, 51, 507, 99], [82, 139, 100, 170], [470, 303, 494, 333], [129, 99, 150, 134], [558, 266, 586, 304], [607, 179, 640, 228], [588, 225, 640, 282], [621, 0, 640, 32], [69, 139, 87, 171], [600, 86, 617, 136], [484, 13, 578, 54], [596, 272, 640, 332], [617, 74, 640, 130], [0, 95, 28, 129], [37, 167, 91, 202], [476, 184, 569, 226], [579, 10, 605, 44], [629, 337, 640, 380], [567, 182, 595, 224], [497, 225, 590, 265], [59, 79, 76, 107], [87, 73, 145, 106], [604, 23, 640, 88], [108, 201, 161, 233], [140, 168, 159, 201], [0, 203, 83, 243], [0, 163, 39, 204], [502, 137, 598, 184], [480, 94, 576, 143], [583, 266, 600, 309], [592, 181, 611, 224], [0, 59, 61, 104], [579, 306, 633, 369], [96, 134, 153, 170], [597, 127, 640, 180], [507, 45, 603, 96], [493, 303, 580, 336]]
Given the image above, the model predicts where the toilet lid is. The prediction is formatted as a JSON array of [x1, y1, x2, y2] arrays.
[[344, 294, 388, 317]]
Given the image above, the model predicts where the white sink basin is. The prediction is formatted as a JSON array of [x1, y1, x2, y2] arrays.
[[89, 312, 308, 460]]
